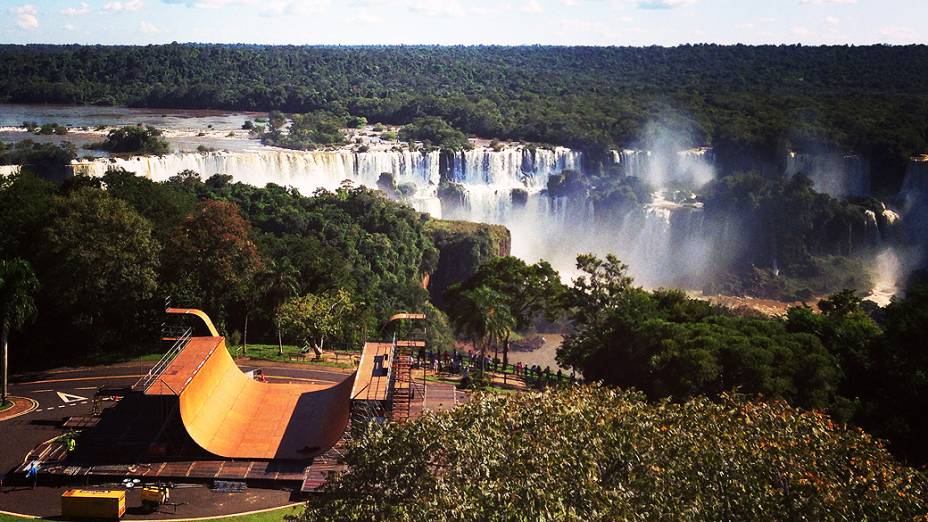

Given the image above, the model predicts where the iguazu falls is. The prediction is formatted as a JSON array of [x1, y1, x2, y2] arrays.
[[4, 108, 922, 307], [2, 21, 928, 521]]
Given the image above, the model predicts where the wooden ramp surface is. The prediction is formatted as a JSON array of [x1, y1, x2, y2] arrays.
[[144, 336, 354, 460]]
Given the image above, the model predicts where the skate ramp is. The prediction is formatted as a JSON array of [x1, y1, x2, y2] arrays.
[[143, 334, 354, 460]]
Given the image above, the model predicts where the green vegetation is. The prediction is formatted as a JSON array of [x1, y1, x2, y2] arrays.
[[277, 290, 356, 352], [0, 169, 453, 369], [555, 253, 928, 465], [699, 172, 883, 298], [22, 121, 69, 136], [0, 258, 38, 405], [2, 44, 927, 189], [303, 386, 928, 520], [398, 116, 472, 151], [231, 343, 355, 369], [88, 125, 170, 155], [424, 219, 511, 308], [446, 257, 565, 383], [559, 254, 841, 411], [260, 110, 348, 150], [0, 141, 76, 181]]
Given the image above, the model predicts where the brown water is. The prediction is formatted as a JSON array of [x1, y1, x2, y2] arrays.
[[0, 103, 263, 153]]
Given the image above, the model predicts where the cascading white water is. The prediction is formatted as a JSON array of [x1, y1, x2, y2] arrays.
[[71, 146, 582, 223], [66, 141, 901, 295], [785, 151, 871, 198], [72, 148, 444, 216]]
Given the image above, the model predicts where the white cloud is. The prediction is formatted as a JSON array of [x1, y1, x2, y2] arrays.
[[162, 0, 255, 7], [63, 23, 76, 30], [879, 25, 919, 43], [799, 0, 856, 4], [62, 3, 91, 15], [791, 25, 812, 36], [406, 0, 507, 17], [636, 0, 698, 9], [350, 7, 383, 24], [260, 0, 332, 16], [139, 20, 160, 32], [9, 4, 39, 30], [409, 0, 467, 17], [560, 0, 580, 5], [521, 0, 543, 13], [103, 0, 145, 11], [825, 16, 839, 26]]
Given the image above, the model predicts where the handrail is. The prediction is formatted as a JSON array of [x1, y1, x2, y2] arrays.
[[134, 327, 193, 392]]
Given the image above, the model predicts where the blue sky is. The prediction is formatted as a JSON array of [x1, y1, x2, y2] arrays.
[[1, 0, 924, 46]]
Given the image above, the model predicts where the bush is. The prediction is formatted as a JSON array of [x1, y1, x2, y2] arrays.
[[303, 386, 928, 521], [399, 116, 471, 151], [88, 125, 170, 155]]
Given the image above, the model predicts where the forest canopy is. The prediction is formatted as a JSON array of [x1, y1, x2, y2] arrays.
[[303, 386, 928, 521], [2, 44, 927, 189]]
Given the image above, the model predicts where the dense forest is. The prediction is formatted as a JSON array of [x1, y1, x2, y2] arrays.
[[0, 166, 510, 370], [552, 254, 928, 464], [2, 44, 928, 192], [304, 387, 927, 520]]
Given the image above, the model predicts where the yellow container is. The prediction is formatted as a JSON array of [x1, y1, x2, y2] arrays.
[[61, 489, 126, 519]]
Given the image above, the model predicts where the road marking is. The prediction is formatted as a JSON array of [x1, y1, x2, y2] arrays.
[[57, 392, 89, 403], [17, 374, 142, 386], [31, 389, 53, 393], [75, 386, 99, 390]]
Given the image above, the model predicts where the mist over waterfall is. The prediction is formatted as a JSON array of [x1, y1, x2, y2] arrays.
[[785, 151, 871, 198], [69, 135, 913, 298], [897, 157, 928, 277]]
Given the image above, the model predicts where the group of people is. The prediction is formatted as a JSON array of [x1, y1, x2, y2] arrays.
[[414, 346, 574, 387]]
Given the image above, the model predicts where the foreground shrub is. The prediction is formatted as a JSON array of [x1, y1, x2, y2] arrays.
[[303, 386, 927, 521]]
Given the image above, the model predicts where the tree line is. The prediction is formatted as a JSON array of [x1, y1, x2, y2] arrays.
[[0, 167, 462, 371], [2, 44, 927, 191]]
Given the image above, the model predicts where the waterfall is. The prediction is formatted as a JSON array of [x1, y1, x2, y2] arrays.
[[70, 146, 581, 222], [610, 148, 714, 188], [448, 147, 581, 187], [67, 143, 900, 294], [898, 156, 928, 270], [867, 248, 903, 306], [785, 151, 871, 198]]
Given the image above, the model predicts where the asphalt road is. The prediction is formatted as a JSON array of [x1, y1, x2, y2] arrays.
[[0, 359, 350, 517]]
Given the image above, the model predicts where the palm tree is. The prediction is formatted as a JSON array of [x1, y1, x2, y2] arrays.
[[0, 259, 38, 405], [448, 286, 514, 376], [258, 260, 299, 356]]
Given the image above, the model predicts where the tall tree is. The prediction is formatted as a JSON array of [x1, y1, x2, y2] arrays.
[[446, 256, 565, 370], [446, 285, 514, 375], [277, 290, 355, 353], [38, 188, 160, 351], [255, 259, 299, 355], [0, 259, 38, 405], [163, 200, 262, 330]]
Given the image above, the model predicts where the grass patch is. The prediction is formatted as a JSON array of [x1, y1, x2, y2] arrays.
[[0, 400, 13, 412], [232, 343, 357, 370], [205, 505, 303, 521], [425, 375, 460, 385]]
